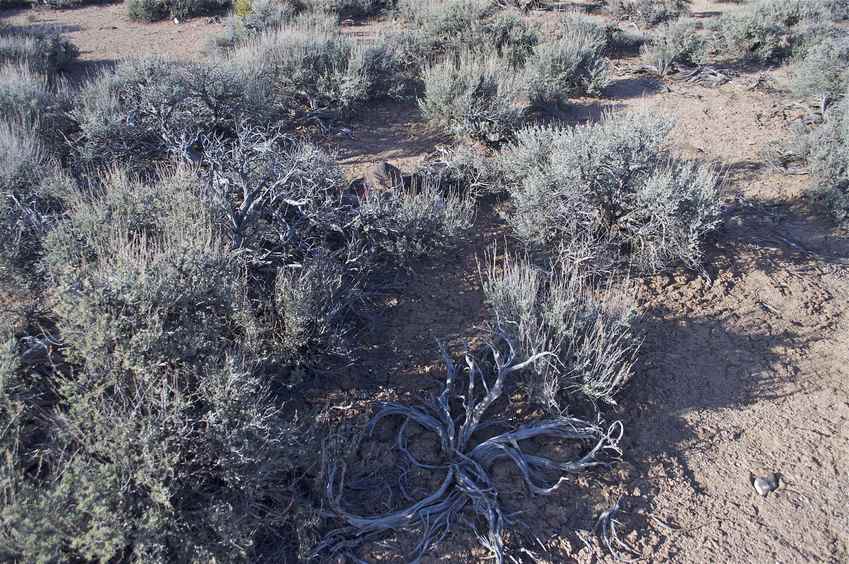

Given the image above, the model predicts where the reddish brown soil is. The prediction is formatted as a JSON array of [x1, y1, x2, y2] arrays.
[[3, 2, 848, 562]]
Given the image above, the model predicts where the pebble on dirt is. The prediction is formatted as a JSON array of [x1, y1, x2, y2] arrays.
[[752, 472, 779, 496]]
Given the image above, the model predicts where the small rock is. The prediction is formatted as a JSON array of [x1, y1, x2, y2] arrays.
[[753, 472, 779, 496]]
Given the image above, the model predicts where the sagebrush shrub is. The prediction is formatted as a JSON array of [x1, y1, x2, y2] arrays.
[[499, 111, 723, 271], [3, 165, 306, 562], [304, 0, 390, 18], [607, 0, 690, 26], [556, 14, 610, 54], [710, 0, 843, 63], [419, 53, 524, 143], [127, 0, 169, 21], [753, 0, 848, 25], [710, 9, 790, 62], [71, 57, 275, 170], [0, 27, 78, 75], [0, 64, 54, 123], [0, 120, 70, 287], [128, 0, 229, 21], [30, 0, 112, 7], [482, 252, 639, 411], [805, 92, 849, 220], [198, 124, 473, 281], [480, 10, 539, 67], [791, 33, 849, 104], [525, 28, 610, 110], [231, 24, 391, 118], [641, 19, 705, 75], [392, 1, 541, 71], [233, 0, 301, 34]]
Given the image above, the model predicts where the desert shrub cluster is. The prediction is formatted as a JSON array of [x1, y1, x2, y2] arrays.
[[416, 11, 610, 142], [498, 111, 722, 272], [0, 15, 478, 561], [606, 0, 691, 26], [0, 26, 78, 75], [709, 0, 848, 63], [790, 31, 849, 105], [0, 1, 736, 560]]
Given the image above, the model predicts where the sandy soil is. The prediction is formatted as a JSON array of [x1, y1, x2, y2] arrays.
[[3, 2, 847, 562]]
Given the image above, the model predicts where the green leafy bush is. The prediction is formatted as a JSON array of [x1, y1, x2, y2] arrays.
[[482, 251, 639, 411], [641, 19, 705, 75], [419, 53, 524, 143], [499, 112, 723, 272]]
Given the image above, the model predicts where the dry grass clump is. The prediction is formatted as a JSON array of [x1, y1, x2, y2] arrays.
[[499, 111, 722, 272]]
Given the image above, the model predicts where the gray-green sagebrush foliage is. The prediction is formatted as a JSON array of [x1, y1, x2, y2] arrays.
[[606, 0, 691, 26], [481, 251, 639, 412], [419, 14, 611, 141], [128, 0, 230, 22], [805, 91, 849, 220], [420, 53, 525, 144], [526, 17, 610, 110], [0, 26, 78, 75], [640, 19, 706, 75], [709, 0, 847, 63], [791, 32, 849, 105], [72, 27, 408, 171], [499, 111, 722, 272], [2, 167, 301, 563], [2, 138, 473, 561]]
